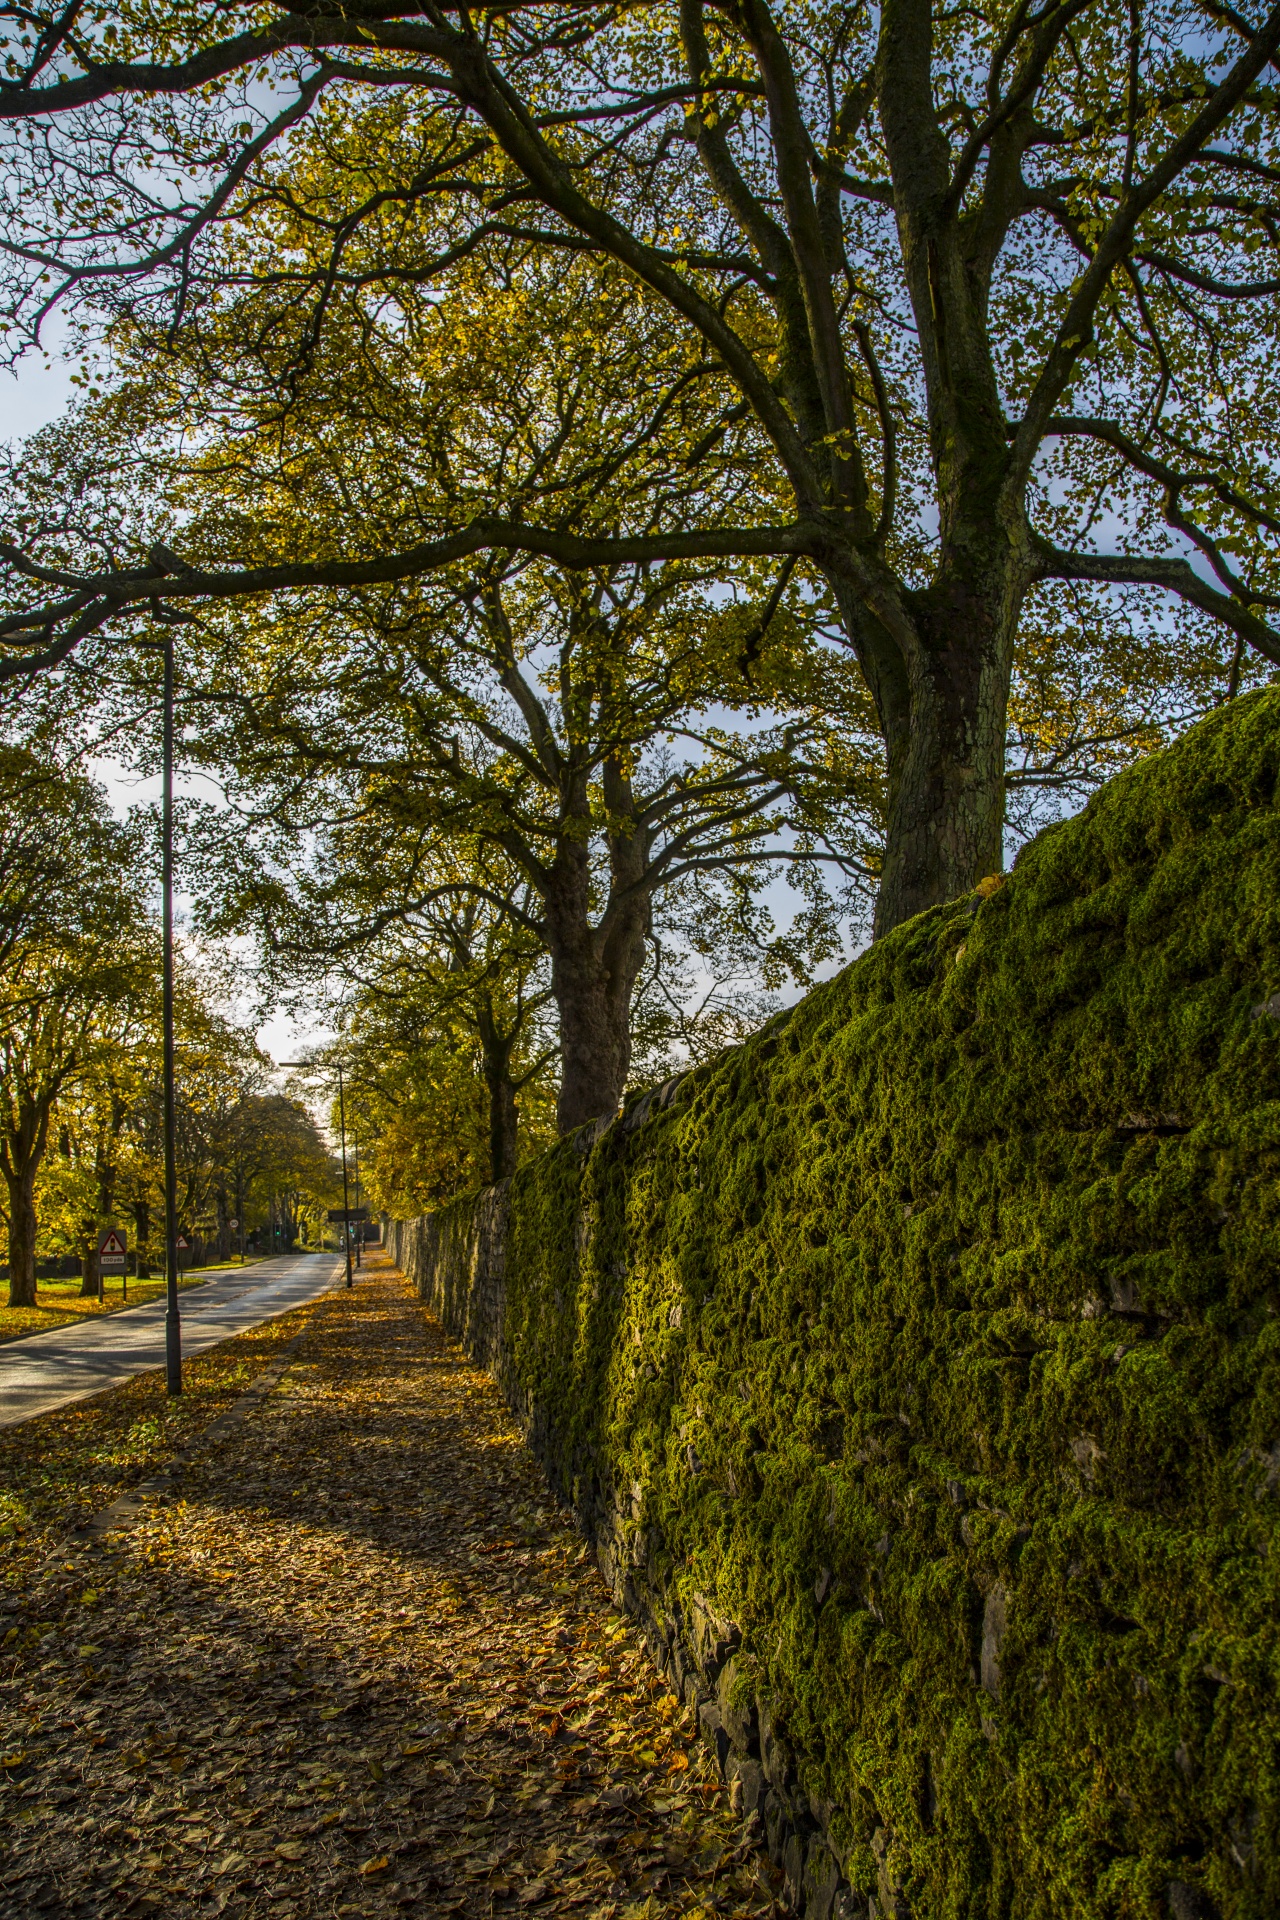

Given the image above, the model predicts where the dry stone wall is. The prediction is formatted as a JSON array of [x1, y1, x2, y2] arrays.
[[389, 689, 1280, 1920]]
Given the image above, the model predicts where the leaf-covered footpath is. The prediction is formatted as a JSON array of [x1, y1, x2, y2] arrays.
[[0, 1256, 783, 1917]]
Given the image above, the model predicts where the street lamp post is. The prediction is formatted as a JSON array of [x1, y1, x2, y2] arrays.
[[162, 625, 181, 1396]]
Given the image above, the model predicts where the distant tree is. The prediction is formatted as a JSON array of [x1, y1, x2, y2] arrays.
[[38, 1030, 154, 1296], [0, 750, 151, 1306], [194, 548, 871, 1131], [340, 896, 558, 1197]]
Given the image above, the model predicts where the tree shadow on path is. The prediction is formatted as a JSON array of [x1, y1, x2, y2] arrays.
[[0, 1263, 783, 1920]]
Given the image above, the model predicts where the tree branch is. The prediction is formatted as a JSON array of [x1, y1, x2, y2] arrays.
[[1035, 535, 1280, 665]]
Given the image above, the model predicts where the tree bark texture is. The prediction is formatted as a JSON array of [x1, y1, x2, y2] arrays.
[[2, 1090, 52, 1309], [4, 1165, 38, 1308], [870, 580, 1015, 935], [545, 851, 650, 1135], [488, 1067, 518, 1184], [79, 1241, 100, 1298], [476, 1001, 520, 1183]]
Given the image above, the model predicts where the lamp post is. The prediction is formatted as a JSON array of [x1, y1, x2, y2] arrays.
[[336, 1062, 354, 1290], [161, 625, 181, 1396]]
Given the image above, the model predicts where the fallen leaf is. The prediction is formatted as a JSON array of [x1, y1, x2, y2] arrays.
[[0, 1266, 764, 1920]]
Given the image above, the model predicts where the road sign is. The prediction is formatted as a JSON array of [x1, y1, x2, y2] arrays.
[[328, 1207, 369, 1223], [176, 1236, 189, 1250], [228, 1218, 239, 1230], [98, 1227, 127, 1279]]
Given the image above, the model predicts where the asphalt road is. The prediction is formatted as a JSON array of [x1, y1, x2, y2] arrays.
[[0, 1252, 349, 1430]]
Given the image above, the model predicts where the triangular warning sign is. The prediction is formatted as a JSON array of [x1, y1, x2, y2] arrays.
[[176, 1236, 189, 1250], [100, 1229, 126, 1255]]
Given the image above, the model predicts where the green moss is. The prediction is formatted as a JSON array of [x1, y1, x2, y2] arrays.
[[413, 689, 1280, 1919]]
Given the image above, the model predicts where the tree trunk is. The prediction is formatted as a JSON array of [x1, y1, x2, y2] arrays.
[[492, 1074, 518, 1181], [873, 612, 1010, 934], [547, 894, 650, 1133], [543, 759, 654, 1134], [80, 1241, 100, 1298], [829, 540, 1021, 939], [475, 999, 520, 1181], [552, 955, 635, 1132], [80, 1103, 123, 1296], [4, 1164, 38, 1308], [2, 1090, 53, 1309]]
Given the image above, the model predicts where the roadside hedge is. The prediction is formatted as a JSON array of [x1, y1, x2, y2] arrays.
[[391, 687, 1280, 1920]]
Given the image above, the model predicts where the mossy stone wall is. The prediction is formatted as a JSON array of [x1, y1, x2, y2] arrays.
[[389, 690, 1280, 1920]]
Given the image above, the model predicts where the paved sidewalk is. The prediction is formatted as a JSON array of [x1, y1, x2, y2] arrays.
[[0, 1253, 347, 1430]]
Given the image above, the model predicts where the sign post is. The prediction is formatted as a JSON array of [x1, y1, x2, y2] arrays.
[[97, 1227, 127, 1304]]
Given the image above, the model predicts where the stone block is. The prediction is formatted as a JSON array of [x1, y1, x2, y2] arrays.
[[698, 1697, 731, 1772], [765, 1790, 788, 1860], [688, 1591, 739, 1681], [804, 1836, 843, 1920], [980, 1582, 1007, 1700], [759, 1697, 793, 1790], [718, 1655, 758, 1754], [725, 1753, 767, 1816], [782, 1829, 806, 1911]]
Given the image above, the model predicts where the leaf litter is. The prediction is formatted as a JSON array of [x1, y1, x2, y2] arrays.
[[0, 1255, 784, 1918]]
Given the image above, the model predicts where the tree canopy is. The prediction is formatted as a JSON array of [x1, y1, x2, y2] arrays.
[[2, 0, 1279, 944]]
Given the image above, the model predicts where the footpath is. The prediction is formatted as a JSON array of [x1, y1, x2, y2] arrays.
[[0, 1253, 347, 1429], [0, 1258, 778, 1919]]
